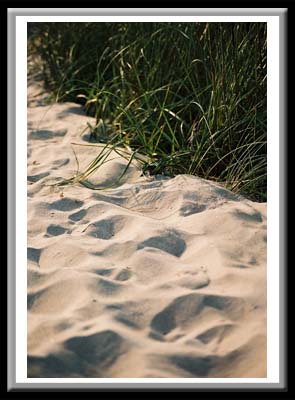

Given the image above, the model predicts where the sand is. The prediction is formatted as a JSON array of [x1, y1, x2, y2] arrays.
[[27, 75, 267, 378]]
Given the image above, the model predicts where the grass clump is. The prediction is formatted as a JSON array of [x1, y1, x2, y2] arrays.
[[28, 22, 267, 202]]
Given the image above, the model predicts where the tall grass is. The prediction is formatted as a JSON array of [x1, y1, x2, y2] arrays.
[[28, 22, 267, 201]]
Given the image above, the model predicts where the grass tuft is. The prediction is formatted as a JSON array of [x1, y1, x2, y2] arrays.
[[28, 22, 267, 202]]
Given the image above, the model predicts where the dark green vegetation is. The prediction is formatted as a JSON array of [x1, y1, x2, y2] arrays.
[[28, 22, 267, 201]]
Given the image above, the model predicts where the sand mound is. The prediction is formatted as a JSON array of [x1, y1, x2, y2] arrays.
[[27, 80, 266, 378]]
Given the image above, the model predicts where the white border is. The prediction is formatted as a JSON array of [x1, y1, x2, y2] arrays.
[[16, 14, 280, 384], [24, 15, 269, 22]]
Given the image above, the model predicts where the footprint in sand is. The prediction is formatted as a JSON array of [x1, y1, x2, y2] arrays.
[[137, 230, 186, 257], [83, 215, 127, 240], [30, 129, 67, 140], [45, 224, 67, 236], [114, 267, 133, 282], [50, 198, 84, 212], [150, 293, 245, 337], [68, 209, 87, 222]]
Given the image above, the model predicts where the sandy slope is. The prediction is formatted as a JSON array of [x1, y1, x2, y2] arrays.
[[27, 76, 267, 378]]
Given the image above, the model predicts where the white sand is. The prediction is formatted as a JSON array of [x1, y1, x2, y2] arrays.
[[27, 77, 267, 378]]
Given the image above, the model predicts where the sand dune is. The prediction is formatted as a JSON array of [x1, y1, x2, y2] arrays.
[[27, 77, 267, 378]]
